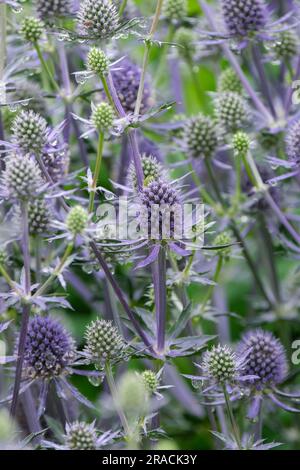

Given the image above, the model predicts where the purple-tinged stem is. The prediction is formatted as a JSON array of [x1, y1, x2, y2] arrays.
[[169, 57, 185, 113], [251, 44, 277, 119], [10, 203, 31, 417], [265, 191, 300, 245], [152, 246, 167, 355], [22, 389, 42, 438], [199, 1, 273, 124]]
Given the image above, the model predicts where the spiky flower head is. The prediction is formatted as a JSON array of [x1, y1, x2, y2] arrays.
[[66, 206, 89, 237], [36, 0, 73, 21], [183, 114, 219, 159], [174, 27, 196, 58], [1, 153, 43, 200], [117, 371, 150, 422], [21, 16, 44, 43], [111, 58, 152, 114], [273, 29, 299, 60], [14, 198, 51, 236], [237, 329, 288, 390], [202, 344, 238, 385], [91, 102, 114, 131], [214, 92, 249, 133], [232, 131, 250, 155], [163, 0, 187, 22], [128, 154, 167, 189], [286, 119, 300, 165], [218, 69, 243, 95], [65, 422, 97, 450], [84, 319, 125, 365], [141, 180, 179, 208], [77, 0, 119, 39], [87, 47, 109, 76], [221, 0, 267, 37], [214, 231, 232, 259], [22, 315, 75, 379], [42, 144, 70, 183], [11, 110, 48, 154], [141, 370, 159, 394]]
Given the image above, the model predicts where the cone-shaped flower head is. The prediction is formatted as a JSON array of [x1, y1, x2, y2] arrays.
[[12, 110, 48, 154], [218, 69, 243, 95], [183, 114, 219, 159], [273, 29, 299, 60], [214, 231, 232, 260], [66, 206, 89, 237], [84, 319, 125, 365], [174, 27, 196, 58], [286, 119, 300, 165], [87, 47, 109, 76], [111, 58, 152, 114], [232, 131, 250, 155], [237, 329, 288, 390], [22, 315, 75, 379], [202, 344, 238, 385], [21, 17, 44, 42], [91, 102, 114, 131], [36, 0, 73, 21], [1, 153, 44, 200], [14, 198, 51, 236], [77, 0, 119, 39], [65, 422, 97, 450], [214, 92, 249, 133], [141, 370, 159, 394], [163, 0, 188, 22], [221, 0, 267, 37], [128, 154, 166, 189]]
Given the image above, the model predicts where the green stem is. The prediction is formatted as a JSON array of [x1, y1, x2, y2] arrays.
[[34, 42, 61, 95], [118, 0, 128, 17], [88, 131, 104, 213], [234, 154, 242, 204], [0, 264, 22, 296], [35, 236, 42, 285], [154, 24, 175, 86], [186, 53, 204, 105], [101, 76, 115, 109], [189, 163, 218, 209], [223, 386, 242, 450]]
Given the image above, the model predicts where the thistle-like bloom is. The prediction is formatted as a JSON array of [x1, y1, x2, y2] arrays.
[[111, 58, 152, 115], [36, 0, 73, 21], [21, 16, 44, 43], [14, 198, 51, 236], [218, 69, 243, 95], [214, 231, 232, 260], [128, 154, 167, 190], [273, 28, 299, 61], [117, 371, 150, 422], [84, 319, 126, 366], [66, 206, 89, 237], [221, 0, 267, 37], [91, 102, 115, 132], [11, 110, 48, 154], [201, 345, 240, 385], [87, 47, 110, 76], [0, 152, 44, 200], [77, 0, 119, 40], [162, 0, 187, 22], [65, 421, 97, 450], [214, 92, 249, 134], [183, 114, 219, 159], [141, 370, 160, 394], [232, 131, 250, 155], [22, 315, 75, 379]]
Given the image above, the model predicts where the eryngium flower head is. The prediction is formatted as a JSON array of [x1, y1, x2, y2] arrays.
[[163, 0, 187, 21], [21, 17, 44, 42], [237, 329, 288, 390], [218, 69, 243, 95], [273, 29, 299, 60], [42, 144, 70, 183], [202, 344, 238, 384], [91, 102, 114, 131], [128, 154, 166, 189], [111, 58, 152, 114], [286, 119, 300, 165], [66, 206, 89, 236], [174, 27, 196, 58], [183, 114, 219, 159], [141, 370, 159, 394], [214, 92, 249, 133], [36, 0, 73, 21], [84, 319, 125, 365], [141, 180, 179, 208], [65, 422, 97, 450], [221, 0, 267, 37], [77, 0, 119, 39], [22, 315, 75, 379], [117, 371, 150, 421], [1, 153, 43, 200], [14, 198, 51, 236], [232, 131, 250, 155], [11, 110, 48, 154], [214, 231, 232, 259], [87, 47, 109, 76]]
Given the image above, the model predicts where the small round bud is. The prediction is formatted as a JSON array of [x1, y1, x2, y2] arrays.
[[21, 17, 44, 43], [202, 344, 238, 384], [232, 131, 250, 155], [163, 0, 187, 22], [84, 319, 125, 365], [65, 422, 97, 450], [237, 329, 288, 390], [92, 103, 114, 131], [11, 110, 48, 154], [218, 69, 243, 95], [87, 47, 109, 76], [141, 370, 159, 394], [221, 0, 267, 37], [77, 0, 119, 40], [214, 92, 249, 133], [214, 231, 232, 259], [128, 154, 166, 190], [36, 0, 73, 21], [183, 114, 219, 159], [66, 206, 89, 236], [1, 153, 44, 200], [273, 29, 298, 60]]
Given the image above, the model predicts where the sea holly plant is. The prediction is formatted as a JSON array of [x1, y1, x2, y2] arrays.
[[1, 0, 300, 453]]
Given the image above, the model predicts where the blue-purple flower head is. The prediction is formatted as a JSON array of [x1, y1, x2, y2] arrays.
[[22, 315, 76, 379], [77, 0, 119, 39], [221, 0, 267, 37], [36, 0, 74, 22], [237, 329, 288, 390]]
